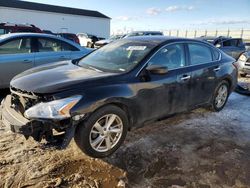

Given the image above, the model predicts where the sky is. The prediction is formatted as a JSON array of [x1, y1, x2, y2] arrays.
[[24, 0, 250, 33]]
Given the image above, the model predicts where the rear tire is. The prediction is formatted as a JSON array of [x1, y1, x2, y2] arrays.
[[74, 105, 128, 158], [210, 80, 229, 112]]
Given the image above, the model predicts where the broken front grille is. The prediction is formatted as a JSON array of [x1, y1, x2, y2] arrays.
[[10, 87, 41, 115]]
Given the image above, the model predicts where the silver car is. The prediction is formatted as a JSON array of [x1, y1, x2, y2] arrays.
[[237, 51, 250, 77], [0, 33, 92, 88]]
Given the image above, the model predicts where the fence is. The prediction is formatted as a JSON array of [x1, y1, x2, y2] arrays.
[[162, 29, 250, 42]]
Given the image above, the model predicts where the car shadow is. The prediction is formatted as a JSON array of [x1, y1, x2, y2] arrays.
[[101, 109, 210, 185], [100, 94, 250, 187]]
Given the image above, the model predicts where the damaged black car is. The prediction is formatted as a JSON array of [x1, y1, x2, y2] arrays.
[[1, 36, 237, 158]]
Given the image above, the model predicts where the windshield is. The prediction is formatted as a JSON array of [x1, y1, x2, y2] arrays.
[[78, 39, 156, 73]]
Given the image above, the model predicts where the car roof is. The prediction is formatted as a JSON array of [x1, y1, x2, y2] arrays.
[[0, 32, 82, 48], [121, 36, 211, 46], [130, 31, 163, 33], [0, 32, 61, 39]]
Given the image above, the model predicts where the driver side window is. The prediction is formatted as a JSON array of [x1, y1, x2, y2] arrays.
[[149, 44, 186, 70]]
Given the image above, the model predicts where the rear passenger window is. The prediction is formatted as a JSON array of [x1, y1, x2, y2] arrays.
[[38, 38, 62, 52], [61, 42, 78, 51], [188, 43, 213, 65], [37, 38, 77, 52], [222, 39, 241, 47]]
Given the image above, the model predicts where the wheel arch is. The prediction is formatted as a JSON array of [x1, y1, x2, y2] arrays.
[[98, 102, 134, 130], [81, 101, 135, 130], [221, 77, 232, 92]]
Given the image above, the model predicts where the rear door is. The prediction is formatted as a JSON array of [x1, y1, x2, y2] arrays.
[[0, 37, 34, 88], [33, 37, 72, 67], [187, 43, 220, 107]]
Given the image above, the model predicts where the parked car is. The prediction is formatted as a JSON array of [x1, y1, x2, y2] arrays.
[[94, 31, 163, 48], [123, 31, 163, 38], [77, 33, 99, 48], [197, 36, 246, 60], [245, 42, 250, 51], [42, 30, 56, 35], [1, 36, 237, 158], [98, 37, 106, 41], [0, 33, 92, 88], [0, 22, 42, 35], [94, 34, 123, 48], [57, 33, 80, 44], [236, 51, 250, 77]]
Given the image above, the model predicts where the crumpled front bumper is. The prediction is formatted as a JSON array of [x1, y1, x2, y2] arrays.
[[1, 95, 76, 148], [1, 95, 34, 136]]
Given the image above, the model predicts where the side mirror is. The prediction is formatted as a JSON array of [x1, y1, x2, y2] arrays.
[[146, 64, 168, 75], [215, 43, 221, 48]]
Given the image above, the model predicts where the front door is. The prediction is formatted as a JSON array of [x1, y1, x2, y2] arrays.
[[136, 43, 191, 124], [0, 37, 34, 88]]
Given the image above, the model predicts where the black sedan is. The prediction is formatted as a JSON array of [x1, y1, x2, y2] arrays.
[[1, 36, 237, 158]]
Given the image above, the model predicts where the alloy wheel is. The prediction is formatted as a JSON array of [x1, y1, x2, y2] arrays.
[[215, 84, 228, 109], [89, 114, 123, 152]]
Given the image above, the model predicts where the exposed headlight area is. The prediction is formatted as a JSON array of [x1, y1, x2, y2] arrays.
[[24, 95, 82, 120]]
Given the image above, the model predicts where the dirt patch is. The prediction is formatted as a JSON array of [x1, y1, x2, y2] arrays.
[[1, 80, 250, 187]]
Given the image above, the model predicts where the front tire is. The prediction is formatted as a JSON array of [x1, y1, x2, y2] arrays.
[[210, 80, 229, 112], [74, 105, 128, 158]]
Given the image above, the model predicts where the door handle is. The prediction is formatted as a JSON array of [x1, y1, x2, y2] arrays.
[[22, 59, 32, 63], [213, 67, 221, 72], [180, 75, 191, 81]]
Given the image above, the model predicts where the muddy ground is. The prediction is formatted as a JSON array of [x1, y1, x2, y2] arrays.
[[0, 77, 250, 188]]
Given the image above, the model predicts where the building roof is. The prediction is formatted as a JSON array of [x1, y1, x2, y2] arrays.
[[0, 0, 110, 19]]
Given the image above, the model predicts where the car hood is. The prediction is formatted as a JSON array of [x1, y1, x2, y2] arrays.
[[11, 61, 117, 94]]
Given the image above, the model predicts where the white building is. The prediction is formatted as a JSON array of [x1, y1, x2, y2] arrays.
[[0, 0, 111, 38]]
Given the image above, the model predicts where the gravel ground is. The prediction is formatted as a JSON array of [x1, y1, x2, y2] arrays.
[[0, 77, 250, 188]]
